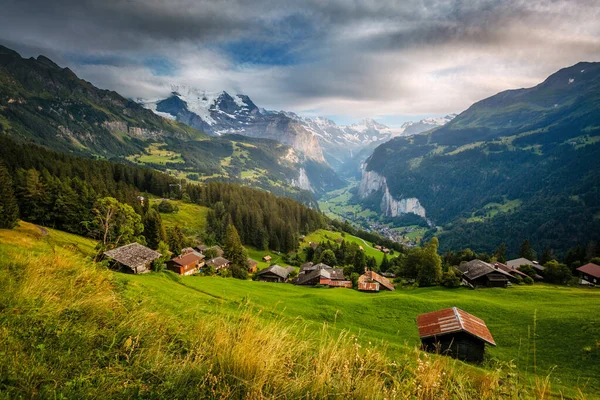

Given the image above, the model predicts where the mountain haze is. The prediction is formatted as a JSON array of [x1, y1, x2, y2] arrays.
[[359, 62, 600, 255], [0, 45, 341, 198]]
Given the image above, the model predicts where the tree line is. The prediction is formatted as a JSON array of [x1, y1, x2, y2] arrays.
[[0, 138, 325, 256]]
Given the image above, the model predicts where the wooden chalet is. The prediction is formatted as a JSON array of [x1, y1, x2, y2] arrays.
[[205, 257, 230, 271], [299, 261, 314, 273], [247, 258, 259, 273], [256, 265, 294, 283], [576, 263, 600, 286], [181, 247, 195, 255], [196, 244, 208, 253], [167, 251, 205, 275], [491, 261, 530, 280], [382, 248, 390, 254], [455, 259, 513, 288], [104, 243, 161, 274], [358, 270, 395, 292], [295, 263, 351, 288], [417, 307, 496, 363], [262, 255, 272, 262]]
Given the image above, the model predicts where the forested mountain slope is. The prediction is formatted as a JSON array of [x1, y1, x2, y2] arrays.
[[361, 62, 600, 256], [0, 45, 342, 198]]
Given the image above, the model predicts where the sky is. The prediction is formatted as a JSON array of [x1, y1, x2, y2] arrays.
[[1, 0, 600, 126]]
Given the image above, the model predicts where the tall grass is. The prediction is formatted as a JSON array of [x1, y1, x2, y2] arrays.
[[0, 224, 573, 398]]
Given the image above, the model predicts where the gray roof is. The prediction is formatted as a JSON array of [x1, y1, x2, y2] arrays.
[[257, 265, 291, 279], [506, 258, 545, 271], [296, 268, 330, 285], [300, 262, 314, 272], [456, 260, 493, 280], [104, 243, 161, 269], [206, 257, 230, 268], [329, 268, 345, 280]]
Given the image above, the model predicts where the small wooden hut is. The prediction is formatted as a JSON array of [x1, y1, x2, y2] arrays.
[[417, 307, 496, 363], [256, 265, 292, 283], [455, 259, 512, 288], [104, 243, 161, 274], [358, 270, 395, 291]]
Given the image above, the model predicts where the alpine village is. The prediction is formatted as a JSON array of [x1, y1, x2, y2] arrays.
[[1, 2, 600, 399]]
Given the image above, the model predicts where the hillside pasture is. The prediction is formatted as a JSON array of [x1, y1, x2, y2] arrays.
[[1, 223, 599, 398]]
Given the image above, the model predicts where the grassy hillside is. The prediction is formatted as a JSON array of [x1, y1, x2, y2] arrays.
[[2, 223, 598, 398], [157, 199, 211, 237], [303, 229, 390, 264]]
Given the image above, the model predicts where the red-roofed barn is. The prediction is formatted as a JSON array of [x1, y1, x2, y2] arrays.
[[417, 307, 496, 363], [576, 263, 600, 286]]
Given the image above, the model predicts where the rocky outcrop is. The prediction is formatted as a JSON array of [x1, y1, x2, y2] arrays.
[[291, 168, 314, 192], [359, 168, 426, 218]]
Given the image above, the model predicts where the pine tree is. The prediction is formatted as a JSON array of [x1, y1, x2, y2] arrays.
[[0, 163, 19, 229], [166, 226, 186, 255], [540, 248, 554, 266], [494, 243, 506, 263], [224, 223, 249, 279], [380, 254, 390, 272], [143, 208, 166, 249], [519, 239, 535, 260]]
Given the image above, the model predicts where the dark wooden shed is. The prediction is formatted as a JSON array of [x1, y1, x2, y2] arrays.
[[417, 307, 496, 363], [455, 259, 512, 288], [256, 265, 292, 283]]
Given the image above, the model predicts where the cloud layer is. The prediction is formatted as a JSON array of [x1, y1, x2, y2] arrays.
[[1, 0, 599, 123]]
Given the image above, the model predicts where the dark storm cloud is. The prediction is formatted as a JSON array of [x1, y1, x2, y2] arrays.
[[1, 0, 599, 118]]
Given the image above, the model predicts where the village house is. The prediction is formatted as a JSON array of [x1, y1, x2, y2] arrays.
[[196, 244, 208, 253], [181, 247, 195, 255], [262, 255, 272, 262], [295, 263, 352, 288], [576, 263, 600, 286], [247, 258, 259, 273], [358, 270, 395, 292], [417, 307, 496, 363], [104, 243, 161, 274], [205, 256, 230, 271], [455, 259, 513, 288], [309, 242, 318, 249], [256, 265, 295, 283], [299, 261, 313, 273], [491, 261, 530, 280], [375, 245, 382, 250], [382, 248, 390, 254], [167, 252, 205, 275]]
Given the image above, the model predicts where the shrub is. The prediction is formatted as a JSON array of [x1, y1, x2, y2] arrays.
[[441, 269, 461, 288], [518, 265, 537, 279], [158, 200, 178, 213], [523, 276, 534, 285]]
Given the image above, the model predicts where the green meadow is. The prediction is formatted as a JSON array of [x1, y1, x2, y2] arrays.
[[304, 228, 390, 263], [1, 223, 599, 398], [123, 273, 600, 396], [157, 199, 210, 236]]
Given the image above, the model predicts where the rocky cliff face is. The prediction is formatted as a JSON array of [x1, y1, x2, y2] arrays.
[[291, 168, 314, 192], [359, 168, 426, 218]]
